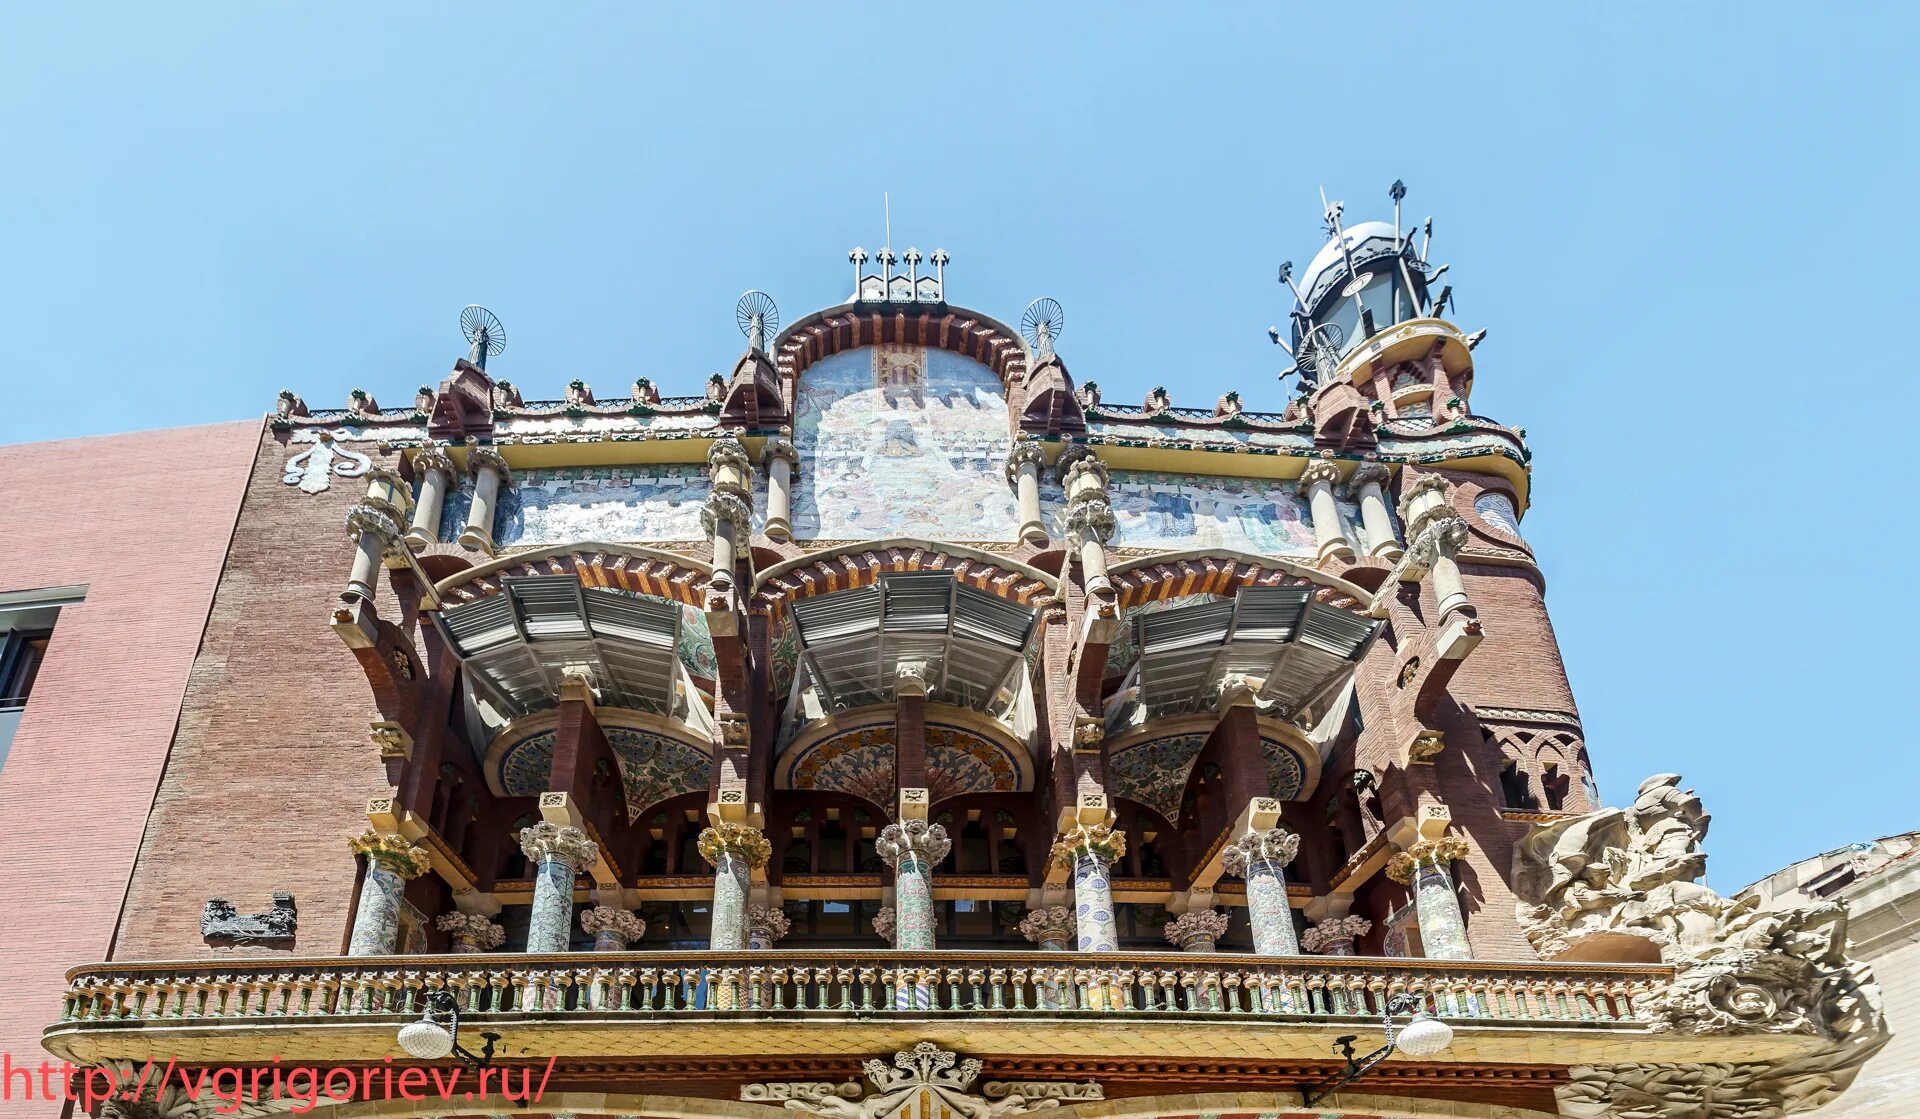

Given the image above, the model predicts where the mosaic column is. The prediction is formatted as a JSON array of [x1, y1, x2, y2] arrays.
[[876, 820, 951, 951], [1051, 823, 1126, 952], [1296, 460, 1355, 564], [746, 904, 791, 950], [519, 822, 599, 954], [1164, 909, 1229, 953], [698, 823, 772, 950], [1341, 462, 1403, 560], [1398, 475, 1473, 620], [1386, 834, 1473, 961], [1301, 914, 1372, 956], [434, 912, 505, 954], [346, 831, 433, 956], [1017, 907, 1076, 951], [342, 471, 409, 604], [761, 438, 801, 542], [456, 445, 511, 555], [580, 906, 646, 951], [403, 441, 457, 551], [1062, 459, 1117, 599], [1222, 828, 1303, 956], [1005, 439, 1049, 544]]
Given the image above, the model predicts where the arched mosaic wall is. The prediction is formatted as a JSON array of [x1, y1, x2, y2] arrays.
[[789, 345, 1020, 540], [498, 725, 710, 821], [1108, 731, 1308, 826], [778, 721, 1026, 807]]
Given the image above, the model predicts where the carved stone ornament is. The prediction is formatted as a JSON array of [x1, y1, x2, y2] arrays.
[[1220, 827, 1301, 877], [1341, 460, 1392, 498], [1003, 440, 1047, 487], [91, 1059, 292, 1119], [1300, 914, 1372, 954], [701, 490, 753, 537], [200, 893, 296, 948], [435, 911, 506, 950], [579, 905, 648, 942], [1385, 834, 1469, 883], [1049, 823, 1126, 869], [781, 1043, 1064, 1119], [1016, 906, 1076, 945], [747, 903, 792, 943], [877, 820, 952, 867], [698, 822, 773, 869], [871, 906, 897, 945], [1295, 459, 1343, 494], [1062, 497, 1116, 545], [742, 1082, 863, 1103], [707, 430, 754, 479], [347, 830, 433, 879], [1162, 908, 1230, 949], [465, 443, 511, 483], [1517, 773, 1891, 1118], [517, 821, 600, 873], [284, 434, 370, 494]]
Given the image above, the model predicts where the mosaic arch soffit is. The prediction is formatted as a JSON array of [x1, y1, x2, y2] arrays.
[[774, 714, 1035, 805], [773, 300, 1033, 388], [431, 541, 713, 604], [1107, 723, 1315, 827], [490, 718, 711, 823]]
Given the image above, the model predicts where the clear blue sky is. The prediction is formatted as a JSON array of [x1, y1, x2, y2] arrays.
[[2, 5, 1912, 888]]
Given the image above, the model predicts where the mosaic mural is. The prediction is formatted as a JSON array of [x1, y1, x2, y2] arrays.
[[499, 725, 710, 821], [784, 723, 1023, 806], [1107, 732, 1308, 825], [442, 464, 712, 547], [790, 346, 1021, 540], [1474, 491, 1524, 541], [1099, 470, 1361, 556]]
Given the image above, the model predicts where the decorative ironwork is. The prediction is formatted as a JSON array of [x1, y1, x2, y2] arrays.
[[736, 290, 779, 351], [459, 305, 506, 370], [1021, 298, 1064, 361]]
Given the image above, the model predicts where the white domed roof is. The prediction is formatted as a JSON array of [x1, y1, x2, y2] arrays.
[[1298, 220, 1399, 302]]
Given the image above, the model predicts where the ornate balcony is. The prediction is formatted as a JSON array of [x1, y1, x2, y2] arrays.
[[43, 949, 1781, 1073]]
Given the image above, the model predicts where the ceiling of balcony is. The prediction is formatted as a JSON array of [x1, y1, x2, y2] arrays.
[[1131, 585, 1381, 720]]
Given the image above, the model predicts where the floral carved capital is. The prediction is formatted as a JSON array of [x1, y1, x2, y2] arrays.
[[580, 906, 647, 942], [698, 823, 772, 870], [518, 821, 600, 873], [1017, 906, 1076, 945], [348, 831, 433, 880], [1386, 834, 1470, 883], [1221, 827, 1300, 877], [877, 820, 952, 868], [435, 912, 505, 950], [1050, 823, 1126, 870]]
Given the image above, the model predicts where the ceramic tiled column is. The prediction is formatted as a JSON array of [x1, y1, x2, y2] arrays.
[[403, 441, 457, 551], [1297, 460, 1355, 564], [876, 820, 951, 952], [1301, 914, 1372, 956], [1005, 440, 1049, 544], [346, 831, 433, 956], [1051, 824, 1126, 952], [519, 822, 599, 953], [580, 906, 646, 951], [698, 823, 772, 951], [1222, 828, 1303, 956], [434, 912, 505, 954], [1387, 834, 1473, 960]]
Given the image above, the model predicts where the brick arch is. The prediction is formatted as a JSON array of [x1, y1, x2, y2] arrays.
[[750, 538, 1058, 624], [773, 302, 1031, 392], [1106, 548, 1374, 613], [431, 542, 712, 608]]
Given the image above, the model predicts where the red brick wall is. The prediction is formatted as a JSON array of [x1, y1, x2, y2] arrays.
[[113, 428, 409, 962], [0, 422, 257, 1102]]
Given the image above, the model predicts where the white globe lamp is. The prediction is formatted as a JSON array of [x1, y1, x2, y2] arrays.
[[1395, 1010, 1454, 1058]]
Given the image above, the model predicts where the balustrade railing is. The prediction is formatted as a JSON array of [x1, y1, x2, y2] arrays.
[[58, 951, 1667, 1031]]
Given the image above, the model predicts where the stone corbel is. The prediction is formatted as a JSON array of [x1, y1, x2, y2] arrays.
[[1044, 790, 1115, 887], [538, 791, 621, 889], [1186, 796, 1283, 894], [364, 795, 491, 912]]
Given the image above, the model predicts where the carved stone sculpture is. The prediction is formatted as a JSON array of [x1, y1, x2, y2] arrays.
[[783, 1043, 1061, 1119], [200, 893, 297, 948]]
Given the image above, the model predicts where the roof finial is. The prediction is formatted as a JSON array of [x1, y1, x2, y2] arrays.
[[736, 291, 779, 352], [1390, 179, 1407, 249], [459, 305, 506, 371], [1022, 298, 1064, 362]]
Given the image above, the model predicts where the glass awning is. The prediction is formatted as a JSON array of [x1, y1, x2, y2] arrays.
[[434, 575, 682, 717], [788, 571, 1038, 715]]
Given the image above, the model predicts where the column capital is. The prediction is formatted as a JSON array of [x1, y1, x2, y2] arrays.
[[464, 443, 512, 484], [761, 436, 801, 469], [1017, 906, 1076, 946], [1386, 833, 1470, 883], [1050, 822, 1126, 869], [580, 905, 648, 942], [700, 491, 753, 538], [434, 911, 506, 950], [1341, 460, 1392, 497], [1004, 439, 1048, 486], [1396, 472, 1454, 533], [1222, 827, 1300, 876], [349, 830, 433, 879], [1063, 497, 1116, 546], [1296, 458, 1344, 494], [1164, 908, 1230, 950], [1062, 456, 1111, 494], [707, 431, 754, 479], [343, 503, 404, 546], [519, 821, 600, 873], [1301, 914, 1372, 953], [413, 440, 457, 477], [877, 819, 951, 867], [871, 905, 897, 945], [746, 903, 792, 944], [698, 822, 772, 869]]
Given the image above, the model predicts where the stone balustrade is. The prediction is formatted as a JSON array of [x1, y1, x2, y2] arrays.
[[56, 951, 1667, 1030]]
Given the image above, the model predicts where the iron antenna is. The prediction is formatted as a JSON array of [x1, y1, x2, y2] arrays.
[[460, 305, 506, 371], [736, 291, 779, 352], [1277, 260, 1307, 309], [1267, 325, 1294, 356], [1021, 298, 1065, 361], [1390, 180, 1407, 248], [1420, 217, 1435, 264]]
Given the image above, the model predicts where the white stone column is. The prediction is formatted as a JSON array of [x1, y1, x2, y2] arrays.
[[1005, 440, 1049, 544], [1387, 834, 1473, 960], [519, 822, 599, 954], [761, 437, 800, 542], [1398, 475, 1473, 621], [346, 831, 432, 956], [1342, 462, 1403, 560], [456, 445, 511, 555], [703, 434, 754, 600], [404, 442, 457, 552], [1297, 461, 1355, 563], [1062, 458, 1117, 599], [343, 469, 410, 604]]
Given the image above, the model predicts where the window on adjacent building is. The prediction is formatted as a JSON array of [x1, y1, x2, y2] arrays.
[[0, 630, 49, 710], [0, 586, 83, 773]]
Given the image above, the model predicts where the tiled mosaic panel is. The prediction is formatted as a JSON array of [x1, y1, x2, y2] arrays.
[[500, 725, 709, 820], [1474, 490, 1524, 540], [1109, 732, 1308, 824], [785, 722, 1021, 806], [440, 464, 714, 546], [1100, 469, 1368, 555], [790, 346, 1021, 540]]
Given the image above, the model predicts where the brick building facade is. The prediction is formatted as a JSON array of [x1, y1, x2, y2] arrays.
[[14, 197, 1894, 1119]]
